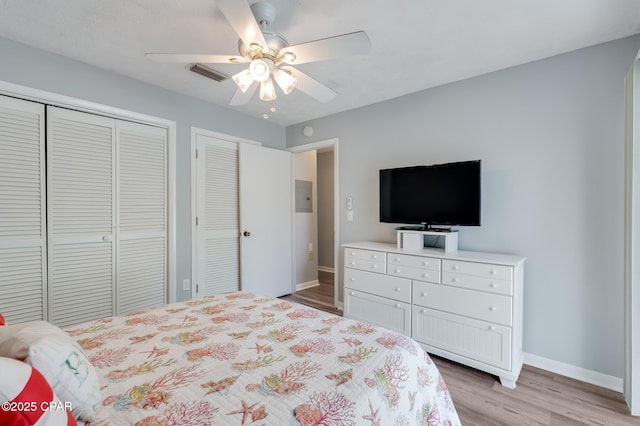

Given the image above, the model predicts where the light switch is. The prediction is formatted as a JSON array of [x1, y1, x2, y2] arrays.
[[182, 279, 190, 291], [347, 211, 354, 221], [346, 197, 353, 210]]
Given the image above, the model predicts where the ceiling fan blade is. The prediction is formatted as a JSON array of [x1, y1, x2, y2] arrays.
[[145, 53, 246, 64], [229, 81, 259, 105], [280, 31, 371, 65], [217, 0, 268, 52], [281, 66, 336, 103]]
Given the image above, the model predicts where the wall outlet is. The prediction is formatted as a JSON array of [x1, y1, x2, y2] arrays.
[[307, 251, 314, 260], [347, 210, 354, 221], [182, 279, 190, 291]]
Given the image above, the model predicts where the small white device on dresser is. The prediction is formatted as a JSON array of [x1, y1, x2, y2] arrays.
[[343, 241, 525, 388]]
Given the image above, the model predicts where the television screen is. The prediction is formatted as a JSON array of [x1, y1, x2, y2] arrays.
[[379, 160, 481, 227]]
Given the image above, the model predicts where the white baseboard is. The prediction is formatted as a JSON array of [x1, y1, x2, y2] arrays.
[[524, 352, 623, 392], [318, 266, 334, 274], [296, 280, 320, 292]]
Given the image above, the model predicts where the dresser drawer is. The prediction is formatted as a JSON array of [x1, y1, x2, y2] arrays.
[[344, 258, 385, 274], [442, 272, 513, 296], [412, 307, 511, 370], [387, 253, 441, 271], [344, 268, 411, 303], [413, 281, 512, 326], [388, 264, 440, 284], [344, 290, 411, 336], [442, 260, 513, 281], [344, 249, 386, 273], [344, 248, 386, 262]]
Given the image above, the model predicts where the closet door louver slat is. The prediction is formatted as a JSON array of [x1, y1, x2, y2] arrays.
[[0, 97, 46, 323], [197, 137, 239, 296], [47, 107, 116, 328], [117, 121, 167, 314]]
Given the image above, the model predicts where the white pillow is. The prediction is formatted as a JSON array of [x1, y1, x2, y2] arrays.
[[0, 321, 101, 422], [0, 356, 77, 425]]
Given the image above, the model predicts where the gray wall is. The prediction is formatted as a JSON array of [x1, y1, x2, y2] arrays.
[[287, 35, 640, 378], [0, 37, 286, 302], [317, 150, 335, 269]]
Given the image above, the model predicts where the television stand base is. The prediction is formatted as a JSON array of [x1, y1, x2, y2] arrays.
[[396, 229, 458, 252]]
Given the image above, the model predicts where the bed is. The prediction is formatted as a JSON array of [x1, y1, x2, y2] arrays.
[[2, 292, 461, 425]]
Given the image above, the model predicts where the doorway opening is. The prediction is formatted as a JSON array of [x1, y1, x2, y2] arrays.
[[285, 139, 340, 313]]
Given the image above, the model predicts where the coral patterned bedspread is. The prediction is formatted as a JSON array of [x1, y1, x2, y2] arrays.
[[66, 291, 461, 425]]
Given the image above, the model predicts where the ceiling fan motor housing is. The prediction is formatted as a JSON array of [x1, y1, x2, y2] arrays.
[[237, 2, 289, 62], [238, 31, 289, 61]]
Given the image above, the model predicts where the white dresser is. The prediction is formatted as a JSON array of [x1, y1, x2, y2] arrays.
[[343, 241, 525, 388]]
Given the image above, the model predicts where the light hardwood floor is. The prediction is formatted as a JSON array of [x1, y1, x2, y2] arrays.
[[280, 271, 339, 314], [433, 356, 635, 425], [281, 284, 637, 425]]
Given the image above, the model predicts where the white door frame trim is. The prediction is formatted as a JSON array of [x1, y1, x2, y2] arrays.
[[624, 51, 640, 416], [0, 80, 178, 303], [189, 127, 261, 299], [287, 138, 341, 310]]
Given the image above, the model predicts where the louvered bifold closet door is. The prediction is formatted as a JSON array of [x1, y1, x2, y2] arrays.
[[47, 107, 116, 327], [116, 121, 167, 314], [0, 96, 46, 323], [196, 135, 239, 296]]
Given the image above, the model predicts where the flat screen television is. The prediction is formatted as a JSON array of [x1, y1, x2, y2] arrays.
[[379, 160, 481, 228]]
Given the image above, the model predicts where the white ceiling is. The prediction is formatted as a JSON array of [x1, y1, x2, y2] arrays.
[[0, 0, 639, 126]]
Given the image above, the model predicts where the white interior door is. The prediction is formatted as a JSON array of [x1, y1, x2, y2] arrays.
[[195, 135, 240, 296], [116, 120, 168, 314], [0, 96, 46, 324], [47, 107, 116, 327], [239, 143, 292, 297]]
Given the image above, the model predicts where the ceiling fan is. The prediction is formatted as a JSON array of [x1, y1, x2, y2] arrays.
[[145, 0, 371, 105]]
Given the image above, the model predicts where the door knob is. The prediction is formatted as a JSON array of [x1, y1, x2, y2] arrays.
[[243, 231, 251, 237]]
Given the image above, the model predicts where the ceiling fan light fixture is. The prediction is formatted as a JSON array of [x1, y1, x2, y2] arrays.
[[232, 68, 253, 93], [249, 42, 263, 53], [273, 68, 297, 94], [280, 51, 296, 64], [249, 58, 271, 82], [259, 77, 277, 101]]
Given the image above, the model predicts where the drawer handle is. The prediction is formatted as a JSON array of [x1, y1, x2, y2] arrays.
[[489, 283, 497, 288], [350, 292, 355, 296], [395, 257, 400, 262], [453, 265, 460, 270], [395, 287, 401, 291], [395, 304, 401, 308], [489, 306, 497, 311], [452, 277, 460, 283], [349, 277, 355, 281], [490, 270, 497, 275], [421, 309, 427, 314], [395, 269, 401, 273], [372, 265, 378, 269], [350, 261, 356, 265], [422, 261, 429, 266], [488, 325, 496, 331], [421, 292, 427, 297], [350, 252, 356, 256], [422, 273, 429, 278], [372, 255, 378, 259]]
